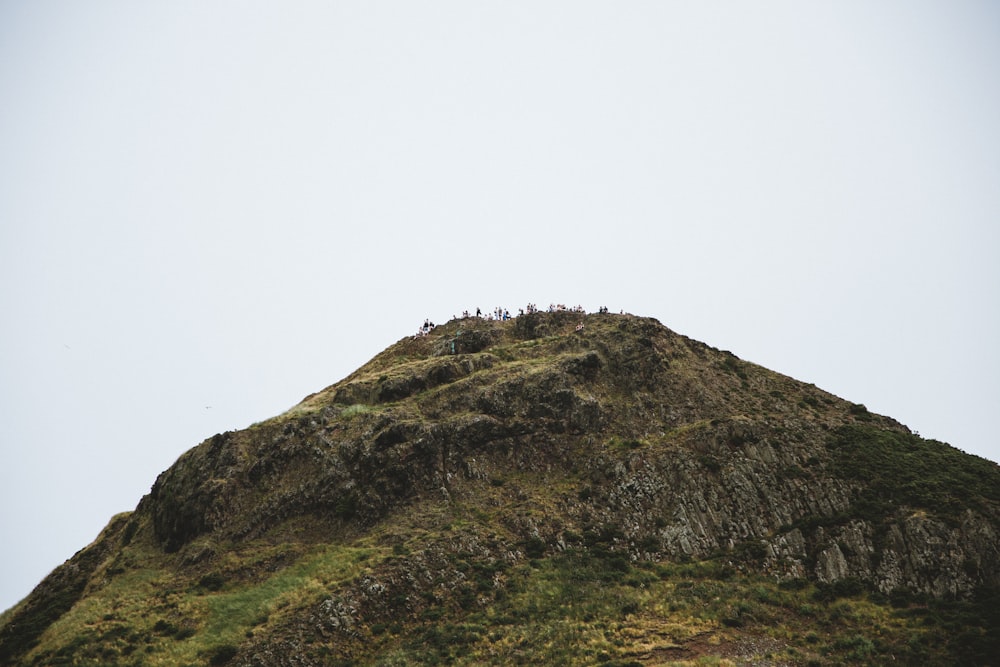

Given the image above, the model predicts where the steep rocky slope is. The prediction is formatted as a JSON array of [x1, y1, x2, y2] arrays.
[[2, 312, 998, 665]]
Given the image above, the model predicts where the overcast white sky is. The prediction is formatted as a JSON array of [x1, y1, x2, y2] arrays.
[[2, 1, 998, 613]]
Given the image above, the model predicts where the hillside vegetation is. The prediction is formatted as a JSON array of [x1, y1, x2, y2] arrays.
[[2, 312, 998, 666]]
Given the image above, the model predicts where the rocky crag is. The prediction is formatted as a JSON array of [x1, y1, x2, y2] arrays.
[[2, 312, 998, 665]]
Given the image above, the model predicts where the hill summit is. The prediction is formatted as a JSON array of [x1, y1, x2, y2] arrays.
[[2, 311, 998, 665]]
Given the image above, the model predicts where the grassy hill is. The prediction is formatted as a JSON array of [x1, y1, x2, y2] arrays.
[[2, 312, 998, 665]]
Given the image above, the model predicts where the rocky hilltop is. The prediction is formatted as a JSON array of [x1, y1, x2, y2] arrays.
[[2, 312, 998, 665]]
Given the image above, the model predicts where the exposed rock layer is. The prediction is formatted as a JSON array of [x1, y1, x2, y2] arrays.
[[140, 313, 999, 597]]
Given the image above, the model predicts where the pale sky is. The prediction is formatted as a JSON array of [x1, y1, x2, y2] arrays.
[[2, 1, 998, 613]]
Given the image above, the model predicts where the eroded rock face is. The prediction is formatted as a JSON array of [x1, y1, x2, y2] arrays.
[[133, 314, 1000, 600]]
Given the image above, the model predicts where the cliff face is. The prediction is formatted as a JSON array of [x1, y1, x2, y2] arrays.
[[3, 312, 998, 666]]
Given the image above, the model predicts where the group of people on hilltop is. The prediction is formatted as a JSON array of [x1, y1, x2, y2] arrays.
[[420, 303, 619, 337], [457, 303, 583, 320], [548, 303, 585, 313], [415, 318, 436, 337], [458, 307, 511, 321]]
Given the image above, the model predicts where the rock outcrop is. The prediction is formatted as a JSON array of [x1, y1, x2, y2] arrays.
[[3, 312, 998, 666]]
